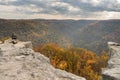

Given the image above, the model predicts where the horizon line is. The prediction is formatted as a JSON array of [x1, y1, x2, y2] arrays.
[[0, 18, 120, 21]]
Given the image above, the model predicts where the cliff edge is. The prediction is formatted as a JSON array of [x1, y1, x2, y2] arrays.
[[0, 39, 85, 80], [102, 42, 120, 80]]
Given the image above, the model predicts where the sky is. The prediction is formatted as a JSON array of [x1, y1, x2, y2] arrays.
[[0, 0, 120, 20]]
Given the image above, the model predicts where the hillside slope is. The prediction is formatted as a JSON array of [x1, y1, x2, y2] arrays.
[[0, 19, 120, 53]]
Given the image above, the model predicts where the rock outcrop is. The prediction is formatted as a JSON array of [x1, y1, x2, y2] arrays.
[[102, 42, 120, 80], [0, 39, 85, 80]]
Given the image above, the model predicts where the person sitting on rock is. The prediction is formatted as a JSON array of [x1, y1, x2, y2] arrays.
[[11, 32, 17, 44]]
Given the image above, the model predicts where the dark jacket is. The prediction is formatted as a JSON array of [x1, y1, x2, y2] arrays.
[[11, 33, 17, 40]]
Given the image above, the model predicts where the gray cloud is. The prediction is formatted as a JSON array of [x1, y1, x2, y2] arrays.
[[0, 0, 120, 19], [60, 0, 120, 12]]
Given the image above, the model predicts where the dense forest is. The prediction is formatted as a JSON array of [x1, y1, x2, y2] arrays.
[[34, 43, 108, 80], [0, 19, 120, 54]]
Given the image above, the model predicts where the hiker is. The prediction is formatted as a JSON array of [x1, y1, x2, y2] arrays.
[[11, 33, 17, 44]]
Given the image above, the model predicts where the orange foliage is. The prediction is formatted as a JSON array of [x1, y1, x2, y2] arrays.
[[34, 43, 108, 80]]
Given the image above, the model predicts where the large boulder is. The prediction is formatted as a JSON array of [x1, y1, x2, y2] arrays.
[[102, 42, 120, 80], [0, 40, 85, 80]]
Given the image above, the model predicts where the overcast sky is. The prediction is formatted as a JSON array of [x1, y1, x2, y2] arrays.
[[0, 0, 120, 20]]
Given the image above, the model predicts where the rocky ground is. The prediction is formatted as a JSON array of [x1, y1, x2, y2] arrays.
[[102, 42, 120, 80], [0, 39, 85, 80]]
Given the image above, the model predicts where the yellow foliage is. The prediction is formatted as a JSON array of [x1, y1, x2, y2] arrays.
[[58, 61, 67, 70], [34, 43, 108, 80], [0, 37, 10, 43], [87, 60, 97, 64]]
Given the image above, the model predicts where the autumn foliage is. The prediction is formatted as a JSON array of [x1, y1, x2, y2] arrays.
[[34, 43, 108, 80]]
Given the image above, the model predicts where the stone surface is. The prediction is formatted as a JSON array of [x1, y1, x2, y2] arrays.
[[102, 42, 120, 80], [0, 39, 85, 80]]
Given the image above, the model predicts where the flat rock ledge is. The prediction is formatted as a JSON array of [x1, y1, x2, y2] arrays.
[[102, 42, 120, 80], [0, 39, 85, 80]]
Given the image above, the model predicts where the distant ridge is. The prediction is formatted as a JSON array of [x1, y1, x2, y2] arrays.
[[0, 18, 120, 54]]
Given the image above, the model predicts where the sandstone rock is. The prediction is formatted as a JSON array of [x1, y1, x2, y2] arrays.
[[0, 40, 85, 80], [102, 42, 120, 80]]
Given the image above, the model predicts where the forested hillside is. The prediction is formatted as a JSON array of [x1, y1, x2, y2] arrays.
[[34, 43, 108, 80], [0, 19, 120, 54]]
